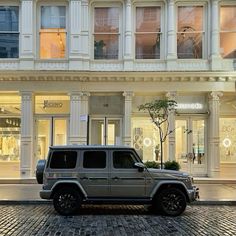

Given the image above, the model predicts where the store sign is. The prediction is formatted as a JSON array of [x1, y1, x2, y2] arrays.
[[43, 100, 63, 109], [177, 103, 203, 110]]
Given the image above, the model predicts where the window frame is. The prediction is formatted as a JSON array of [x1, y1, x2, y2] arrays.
[[133, 2, 164, 60], [0, 3, 20, 59], [37, 2, 68, 60], [219, 3, 236, 59], [112, 150, 139, 169], [176, 2, 207, 60], [91, 2, 122, 60], [82, 150, 107, 169]]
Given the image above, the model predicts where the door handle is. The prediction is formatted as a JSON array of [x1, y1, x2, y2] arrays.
[[112, 176, 120, 180], [80, 177, 88, 180]]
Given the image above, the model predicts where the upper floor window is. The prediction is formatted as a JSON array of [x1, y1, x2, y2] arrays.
[[135, 7, 161, 59], [220, 6, 236, 58], [177, 6, 203, 59], [40, 6, 66, 59], [0, 6, 19, 58], [94, 7, 119, 59]]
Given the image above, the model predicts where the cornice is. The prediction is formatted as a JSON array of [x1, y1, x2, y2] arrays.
[[0, 71, 236, 82]]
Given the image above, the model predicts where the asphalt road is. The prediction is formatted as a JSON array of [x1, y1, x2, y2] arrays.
[[0, 204, 235, 236]]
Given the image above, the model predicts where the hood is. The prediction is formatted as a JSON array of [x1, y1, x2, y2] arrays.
[[147, 168, 189, 179]]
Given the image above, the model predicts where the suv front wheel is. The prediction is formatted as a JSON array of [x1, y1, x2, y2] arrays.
[[155, 187, 187, 216], [53, 187, 82, 215]]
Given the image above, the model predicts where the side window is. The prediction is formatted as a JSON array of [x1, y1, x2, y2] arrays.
[[50, 151, 77, 169], [83, 151, 106, 169], [113, 151, 137, 169]]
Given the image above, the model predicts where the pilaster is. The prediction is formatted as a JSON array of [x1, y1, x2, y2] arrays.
[[20, 0, 34, 69], [80, 0, 90, 70], [166, 91, 177, 161], [208, 91, 223, 177], [69, 92, 90, 145], [69, 0, 82, 70], [166, 0, 177, 70], [123, 92, 133, 146], [20, 92, 34, 178], [210, 0, 222, 70], [124, 0, 133, 71]]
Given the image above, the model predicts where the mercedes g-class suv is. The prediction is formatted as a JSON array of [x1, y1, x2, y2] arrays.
[[36, 145, 199, 216]]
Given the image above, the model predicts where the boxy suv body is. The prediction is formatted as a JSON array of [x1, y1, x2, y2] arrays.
[[36, 145, 199, 216]]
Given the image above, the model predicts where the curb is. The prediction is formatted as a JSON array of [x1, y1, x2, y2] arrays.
[[191, 200, 236, 206]]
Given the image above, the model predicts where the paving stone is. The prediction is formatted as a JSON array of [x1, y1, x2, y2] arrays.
[[0, 205, 235, 236]]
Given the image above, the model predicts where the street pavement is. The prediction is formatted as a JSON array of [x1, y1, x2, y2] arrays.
[[0, 204, 236, 236], [0, 183, 235, 235]]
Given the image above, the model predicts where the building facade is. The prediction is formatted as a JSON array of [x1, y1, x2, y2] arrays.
[[0, 0, 236, 179]]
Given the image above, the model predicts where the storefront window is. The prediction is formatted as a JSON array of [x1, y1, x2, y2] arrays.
[[35, 95, 69, 114], [220, 118, 236, 163], [220, 6, 236, 58], [40, 6, 66, 59], [177, 6, 203, 59], [0, 95, 21, 178], [135, 7, 161, 59], [132, 118, 161, 162], [94, 7, 119, 59], [0, 6, 19, 58]]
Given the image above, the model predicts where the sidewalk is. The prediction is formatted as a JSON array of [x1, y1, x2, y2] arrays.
[[0, 182, 235, 204]]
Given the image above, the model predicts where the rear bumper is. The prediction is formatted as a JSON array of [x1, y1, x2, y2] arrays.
[[188, 186, 200, 202]]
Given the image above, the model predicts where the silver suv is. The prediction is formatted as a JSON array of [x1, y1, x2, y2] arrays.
[[36, 145, 199, 216]]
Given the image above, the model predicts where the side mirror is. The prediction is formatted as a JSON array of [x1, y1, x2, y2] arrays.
[[134, 162, 145, 172]]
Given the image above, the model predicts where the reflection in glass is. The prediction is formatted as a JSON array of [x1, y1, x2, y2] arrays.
[[220, 6, 236, 58], [94, 34, 118, 59], [177, 6, 203, 59], [37, 120, 50, 160], [40, 6, 66, 59], [54, 119, 67, 146], [0, 7, 19, 58], [0, 118, 20, 178], [94, 7, 119, 60], [135, 7, 161, 59], [220, 118, 236, 163]]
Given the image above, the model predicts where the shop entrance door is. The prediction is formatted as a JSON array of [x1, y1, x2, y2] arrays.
[[175, 117, 207, 176], [90, 117, 122, 145], [35, 117, 68, 161]]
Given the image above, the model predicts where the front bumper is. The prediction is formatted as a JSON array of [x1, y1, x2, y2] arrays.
[[40, 190, 52, 199], [188, 186, 200, 202]]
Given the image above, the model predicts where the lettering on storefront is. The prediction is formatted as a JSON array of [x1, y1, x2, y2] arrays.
[[43, 100, 63, 109], [177, 103, 203, 110]]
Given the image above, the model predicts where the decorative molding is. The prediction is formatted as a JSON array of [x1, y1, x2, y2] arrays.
[[35, 62, 68, 70], [0, 71, 236, 83], [134, 62, 165, 71], [90, 62, 123, 71], [123, 91, 134, 100], [166, 91, 177, 100], [209, 91, 223, 101], [177, 61, 209, 71], [0, 62, 19, 70]]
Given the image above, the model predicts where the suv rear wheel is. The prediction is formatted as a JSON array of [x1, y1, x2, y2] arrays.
[[155, 187, 187, 216], [53, 187, 82, 215]]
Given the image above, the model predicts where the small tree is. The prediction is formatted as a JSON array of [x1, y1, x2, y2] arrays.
[[138, 99, 177, 169]]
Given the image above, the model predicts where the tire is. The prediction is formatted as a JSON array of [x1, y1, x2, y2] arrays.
[[53, 187, 82, 216], [155, 188, 187, 216]]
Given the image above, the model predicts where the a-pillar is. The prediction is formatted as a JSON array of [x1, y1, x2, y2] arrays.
[[123, 92, 133, 146], [166, 0, 177, 70], [210, 0, 222, 70], [166, 92, 177, 161], [69, 92, 90, 145], [208, 92, 223, 177], [20, 92, 34, 178], [20, 0, 34, 69], [124, 0, 133, 70]]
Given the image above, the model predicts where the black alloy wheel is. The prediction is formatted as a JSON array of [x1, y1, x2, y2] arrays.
[[156, 187, 187, 216], [53, 188, 81, 215]]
